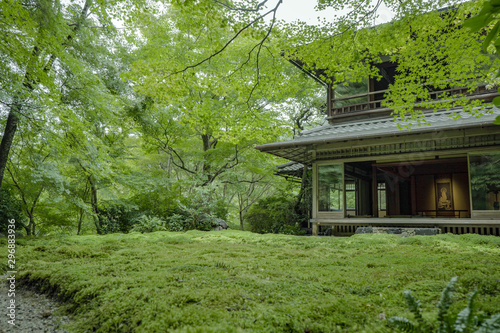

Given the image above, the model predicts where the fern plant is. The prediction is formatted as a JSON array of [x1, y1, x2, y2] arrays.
[[130, 215, 167, 233], [389, 276, 500, 333]]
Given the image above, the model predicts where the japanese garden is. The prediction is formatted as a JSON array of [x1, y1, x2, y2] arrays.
[[0, 0, 499, 332]]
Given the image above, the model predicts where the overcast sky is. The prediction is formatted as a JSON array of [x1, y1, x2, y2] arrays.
[[265, 0, 395, 25]]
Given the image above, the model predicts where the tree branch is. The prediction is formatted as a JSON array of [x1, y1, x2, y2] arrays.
[[213, 0, 269, 13], [246, 1, 280, 103], [202, 145, 239, 186], [320, 0, 383, 42], [6, 166, 27, 208], [168, 0, 283, 77], [166, 145, 197, 175], [43, 0, 93, 74]]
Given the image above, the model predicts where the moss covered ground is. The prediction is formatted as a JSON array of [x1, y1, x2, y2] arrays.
[[1, 231, 499, 332]]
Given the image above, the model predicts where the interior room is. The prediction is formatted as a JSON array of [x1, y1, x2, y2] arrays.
[[343, 157, 470, 218]]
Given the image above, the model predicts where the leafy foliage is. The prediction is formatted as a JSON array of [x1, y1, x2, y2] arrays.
[[165, 214, 191, 232], [178, 187, 227, 231], [244, 196, 303, 234], [465, 0, 500, 125], [97, 203, 140, 234], [277, 1, 497, 127], [389, 276, 500, 333], [0, 185, 25, 233], [125, 1, 323, 191], [130, 215, 167, 233]]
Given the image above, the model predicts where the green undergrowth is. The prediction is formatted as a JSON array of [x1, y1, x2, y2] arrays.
[[1, 231, 499, 332]]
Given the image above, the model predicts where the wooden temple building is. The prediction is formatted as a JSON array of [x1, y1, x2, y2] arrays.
[[256, 57, 500, 236]]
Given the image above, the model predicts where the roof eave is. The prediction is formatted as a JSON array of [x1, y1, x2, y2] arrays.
[[256, 120, 499, 152]]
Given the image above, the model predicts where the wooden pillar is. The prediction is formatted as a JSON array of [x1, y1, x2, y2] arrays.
[[312, 222, 319, 236], [411, 175, 417, 215], [372, 165, 379, 217], [394, 182, 400, 215], [386, 170, 400, 216], [312, 162, 318, 221]]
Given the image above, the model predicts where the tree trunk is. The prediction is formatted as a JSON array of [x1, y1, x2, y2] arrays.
[[22, 220, 31, 236], [23, 213, 35, 236], [294, 166, 312, 225], [30, 215, 35, 236], [0, 106, 20, 190], [294, 166, 308, 212], [77, 208, 84, 235], [239, 209, 244, 231], [89, 176, 102, 235], [239, 206, 251, 231], [78, 181, 90, 235], [238, 192, 250, 231], [201, 133, 211, 175]]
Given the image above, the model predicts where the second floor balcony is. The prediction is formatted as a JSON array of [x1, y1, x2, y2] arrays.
[[328, 83, 499, 122]]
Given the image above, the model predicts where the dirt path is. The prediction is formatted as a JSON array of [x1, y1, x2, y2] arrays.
[[0, 274, 70, 332]]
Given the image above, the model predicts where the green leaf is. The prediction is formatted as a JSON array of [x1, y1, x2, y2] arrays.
[[402, 290, 433, 331], [454, 291, 478, 332], [494, 115, 500, 125], [493, 96, 500, 108], [437, 276, 458, 333], [474, 313, 500, 333], [483, 21, 500, 52], [464, 14, 491, 32], [389, 316, 418, 333]]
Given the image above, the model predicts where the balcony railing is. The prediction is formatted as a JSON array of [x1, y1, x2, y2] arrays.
[[329, 84, 498, 119]]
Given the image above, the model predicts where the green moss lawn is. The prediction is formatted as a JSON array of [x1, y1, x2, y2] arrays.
[[1, 231, 499, 332]]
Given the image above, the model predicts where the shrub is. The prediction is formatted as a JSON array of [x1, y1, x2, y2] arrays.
[[389, 276, 500, 332], [244, 196, 302, 234], [132, 186, 228, 233], [131, 188, 182, 221], [211, 198, 229, 220], [130, 215, 167, 233], [176, 187, 225, 231], [165, 214, 191, 232], [0, 186, 25, 233], [97, 203, 140, 234], [178, 201, 218, 231]]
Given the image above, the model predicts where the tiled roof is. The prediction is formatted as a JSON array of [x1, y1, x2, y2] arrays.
[[277, 161, 304, 173], [257, 107, 500, 151], [275, 161, 306, 179]]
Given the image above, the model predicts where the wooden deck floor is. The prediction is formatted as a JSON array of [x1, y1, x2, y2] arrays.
[[313, 218, 500, 225], [311, 218, 500, 236]]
